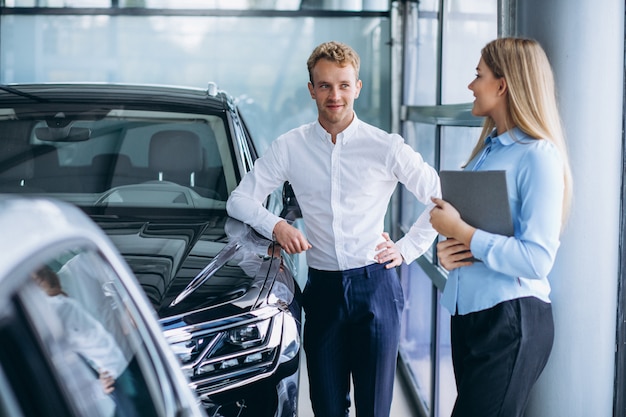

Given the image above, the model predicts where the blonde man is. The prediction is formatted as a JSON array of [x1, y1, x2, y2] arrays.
[[227, 41, 440, 417]]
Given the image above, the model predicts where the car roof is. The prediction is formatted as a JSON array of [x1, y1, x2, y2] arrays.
[[0, 82, 234, 114], [0, 195, 127, 285]]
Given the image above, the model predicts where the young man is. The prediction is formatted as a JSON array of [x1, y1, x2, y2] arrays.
[[227, 41, 440, 417]]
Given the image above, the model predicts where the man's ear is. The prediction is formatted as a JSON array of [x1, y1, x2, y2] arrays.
[[308, 82, 315, 99], [355, 79, 363, 99]]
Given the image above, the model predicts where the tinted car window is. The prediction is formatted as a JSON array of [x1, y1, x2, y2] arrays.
[[0, 367, 25, 417], [0, 111, 236, 207], [11, 248, 182, 417]]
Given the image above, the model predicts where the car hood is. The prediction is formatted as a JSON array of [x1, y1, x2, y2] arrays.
[[93, 213, 286, 320]]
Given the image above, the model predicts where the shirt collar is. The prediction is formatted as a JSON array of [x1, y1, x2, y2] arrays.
[[486, 126, 529, 147], [314, 112, 360, 144]]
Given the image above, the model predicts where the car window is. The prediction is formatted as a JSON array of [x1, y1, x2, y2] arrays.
[[0, 110, 237, 208], [0, 366, 25, 417], [16, 248, 179, 417]]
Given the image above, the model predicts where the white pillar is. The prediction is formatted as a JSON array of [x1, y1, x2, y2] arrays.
[[516, 0, 624, 416]]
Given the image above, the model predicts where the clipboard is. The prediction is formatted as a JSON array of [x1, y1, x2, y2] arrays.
[[439, 170, 514, 236]]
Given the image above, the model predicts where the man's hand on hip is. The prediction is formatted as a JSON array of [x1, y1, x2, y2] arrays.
[[375, 232, 404, 269]]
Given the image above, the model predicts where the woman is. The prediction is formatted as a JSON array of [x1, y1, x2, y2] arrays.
[[429, 37, 573, 417]]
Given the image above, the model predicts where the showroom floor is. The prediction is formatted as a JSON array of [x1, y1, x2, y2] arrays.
[[297, 353, 416, 417]]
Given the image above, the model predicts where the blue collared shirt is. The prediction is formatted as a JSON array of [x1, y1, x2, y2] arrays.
[[440, 127, 565, 315]]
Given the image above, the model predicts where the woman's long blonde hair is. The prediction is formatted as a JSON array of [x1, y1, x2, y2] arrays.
[[467, 37, 573, 225]]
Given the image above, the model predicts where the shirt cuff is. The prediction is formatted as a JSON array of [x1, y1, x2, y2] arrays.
[[396, 235, 430, 265], [260, 215, 283, 240], [470, 229, 495, 261]]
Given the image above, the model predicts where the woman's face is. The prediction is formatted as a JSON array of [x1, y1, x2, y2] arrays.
[[468, 57, 506, 118]]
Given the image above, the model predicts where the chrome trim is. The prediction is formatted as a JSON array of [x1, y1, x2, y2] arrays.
[[164, 305, 280, 344], [170, 239, 242, 307]]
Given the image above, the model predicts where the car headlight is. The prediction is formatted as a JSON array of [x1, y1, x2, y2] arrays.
[[166, 306, 299, 395], [170, 335, 215, 365], [226, 320, 270, 348]]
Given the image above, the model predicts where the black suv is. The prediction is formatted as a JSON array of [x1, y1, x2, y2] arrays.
[[0, 83, 302, 417]]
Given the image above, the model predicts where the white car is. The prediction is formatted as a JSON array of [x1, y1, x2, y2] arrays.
[[0, 195, 207, 417]]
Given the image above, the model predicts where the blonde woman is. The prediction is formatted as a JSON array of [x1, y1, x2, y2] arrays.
[[430, 37, 573, 417]]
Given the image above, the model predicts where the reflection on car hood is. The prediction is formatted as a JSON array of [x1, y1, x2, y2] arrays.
[[94, 213, 282, 319]]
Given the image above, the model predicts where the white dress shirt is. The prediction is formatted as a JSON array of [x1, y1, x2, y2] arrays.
[[48, 294, 128, 378], [227, 114, 440, 271]]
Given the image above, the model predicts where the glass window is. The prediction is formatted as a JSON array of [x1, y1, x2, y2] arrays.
[[122, 0, 389, 10], [440, 125, 482, 170], [404, 121, 436, 167], [400, 261, 434, 411], [398, 1, 497, 416], [400, 122, 435, 231], [404, 1, 439, 106], [441, 0, 497, 104], [4, 0, 110, 6], [417, 0, 438, 10], [0, 15, 391, 153], [0, 111, 232, 206], [122, 0, 303, 9], [0, 367, 24, 417], [436, 300, 455, 417], [4, 0, 390, 10]]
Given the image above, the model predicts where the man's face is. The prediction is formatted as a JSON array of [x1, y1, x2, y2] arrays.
[[308, 59, 362, 134]]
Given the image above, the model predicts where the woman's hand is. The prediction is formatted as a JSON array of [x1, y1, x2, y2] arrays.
[[375, 232, 404, 269], [436, 238, 475, 270], [429, 197, 476, 246]]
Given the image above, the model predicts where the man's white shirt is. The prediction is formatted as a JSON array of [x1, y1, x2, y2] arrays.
[[227, 114, 440, 271]]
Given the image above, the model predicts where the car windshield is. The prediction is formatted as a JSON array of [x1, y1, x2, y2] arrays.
[[0, 108, 237, 210]]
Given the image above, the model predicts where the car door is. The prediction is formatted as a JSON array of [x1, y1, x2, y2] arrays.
[[0, 244, 205, 417]]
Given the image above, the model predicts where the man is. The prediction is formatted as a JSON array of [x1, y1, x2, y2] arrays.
[[227, 41, 440, 417], [32, 265, 127, 393]]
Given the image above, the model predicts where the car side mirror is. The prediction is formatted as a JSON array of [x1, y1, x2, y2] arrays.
[[280, 182, 301, 221]]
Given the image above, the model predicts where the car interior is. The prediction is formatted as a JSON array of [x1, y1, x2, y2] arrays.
[[0, 113, 233, 206]]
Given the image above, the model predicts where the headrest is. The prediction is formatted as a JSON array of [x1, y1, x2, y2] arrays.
[[149, 130, 203, 173], [91, 154, 132, 174]]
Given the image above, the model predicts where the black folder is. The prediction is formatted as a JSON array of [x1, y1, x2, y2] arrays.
[[439, 170, 514, 236]]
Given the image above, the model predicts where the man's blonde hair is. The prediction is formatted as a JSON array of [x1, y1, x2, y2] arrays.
[[306, 41, 360, 85]]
